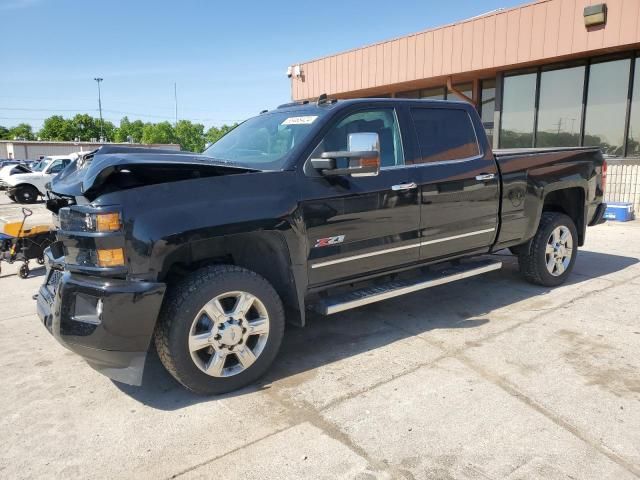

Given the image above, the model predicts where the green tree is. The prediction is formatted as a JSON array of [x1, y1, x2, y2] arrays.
[[62, 114, 114, 141], [175, 120, 205, 152], [0, 126, 9, 140], [113, 116, 145, 143], [38, 115, 75, 141], [205, 123, 237, 145], [8, 123, 35, 140], [142, 121, 176, 144]]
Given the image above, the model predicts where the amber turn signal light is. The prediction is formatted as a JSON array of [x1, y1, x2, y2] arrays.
[[96, 212, 121, 232], [97, 248, 125, 267]]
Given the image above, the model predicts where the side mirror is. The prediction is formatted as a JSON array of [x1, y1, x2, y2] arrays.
[[311, 132, 380, 177]]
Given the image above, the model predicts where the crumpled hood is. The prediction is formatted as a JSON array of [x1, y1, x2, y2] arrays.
[[51, 145, 256, 200]]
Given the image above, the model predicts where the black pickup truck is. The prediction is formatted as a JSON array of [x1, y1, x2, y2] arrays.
[[38, 98, 607, 394]]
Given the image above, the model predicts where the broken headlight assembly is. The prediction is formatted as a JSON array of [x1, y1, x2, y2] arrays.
[[58, 207, 126, 269], [59, 208, 122, 233]]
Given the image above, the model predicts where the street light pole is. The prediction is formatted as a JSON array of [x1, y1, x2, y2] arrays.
[[94, 77, 104, 141], [174, 82, 178, 128]]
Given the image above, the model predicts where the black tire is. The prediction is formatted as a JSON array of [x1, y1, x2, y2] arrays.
[[518, 212, 578, 287], [19, 264, 29, 279], [154, 265, 285, 395], [14, 185, 39, 204]]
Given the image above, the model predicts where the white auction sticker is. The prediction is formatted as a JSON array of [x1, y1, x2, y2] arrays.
[[281, 115, 318, 125]]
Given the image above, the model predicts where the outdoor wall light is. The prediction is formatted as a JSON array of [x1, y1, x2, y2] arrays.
[[584, 3, 607, 27], [286, 65, 303, 79]]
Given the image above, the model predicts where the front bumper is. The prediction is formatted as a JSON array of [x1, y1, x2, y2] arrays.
[[37, 249, 166, 385]]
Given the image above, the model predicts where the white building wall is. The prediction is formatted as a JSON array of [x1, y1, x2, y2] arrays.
[[0, 141, 180, 160]]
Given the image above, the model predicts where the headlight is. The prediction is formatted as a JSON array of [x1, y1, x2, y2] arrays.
[[60, 208, 122, 233], [90, 212, 121, 232], [58, 207, 126, 271]]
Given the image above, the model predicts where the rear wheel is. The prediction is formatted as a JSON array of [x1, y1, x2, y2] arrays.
[[155, 265, 285, 395], [518, 212, 578, 287], [14, 185, 39, 204]]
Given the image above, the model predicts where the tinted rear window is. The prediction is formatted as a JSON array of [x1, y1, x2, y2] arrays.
[[410, 108, 480, 163]]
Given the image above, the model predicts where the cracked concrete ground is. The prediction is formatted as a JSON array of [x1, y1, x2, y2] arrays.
[[0, 196, 639, 480]]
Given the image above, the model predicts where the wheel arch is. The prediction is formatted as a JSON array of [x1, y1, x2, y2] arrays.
[[12, 182, 41, 193], [159, 231, 306, 326], [11, 183, 42, 202], [515, 184, 587, 256], [541, 186, 586, 246]]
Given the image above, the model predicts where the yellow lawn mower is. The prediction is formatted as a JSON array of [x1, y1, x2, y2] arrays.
[[0, 208, 56, 278]]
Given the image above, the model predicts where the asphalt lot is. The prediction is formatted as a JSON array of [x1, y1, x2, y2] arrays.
[[0, 194, 639, 480]]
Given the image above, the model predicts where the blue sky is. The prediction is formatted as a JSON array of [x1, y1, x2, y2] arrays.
[[1, 0, 524, 131]]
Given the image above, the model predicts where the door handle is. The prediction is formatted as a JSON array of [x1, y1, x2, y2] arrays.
[[475, 173, 496, 181], [391, 182, 417, 191]]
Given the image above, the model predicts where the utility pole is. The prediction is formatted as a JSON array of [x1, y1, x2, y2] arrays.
[[174, 82, 178, 128], [94, 77, 104, 141]]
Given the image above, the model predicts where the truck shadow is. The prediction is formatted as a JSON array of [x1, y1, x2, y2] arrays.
[[114, 249, 639, 410]]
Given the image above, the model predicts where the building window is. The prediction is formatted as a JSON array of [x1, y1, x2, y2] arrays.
[[584, 58, 631, 157], [628, 58, 640, 157], [396, 90, 420, 98], [536, 65, 585, 147], [500, 73, 537, 148], [396, 87, 446, 100], [450, 83, 473, 101], [480, 79, 496, 146], [420, 87, 446, 100]]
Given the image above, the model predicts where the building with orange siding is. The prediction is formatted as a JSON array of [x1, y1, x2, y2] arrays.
[[289, 0, 640, 212]]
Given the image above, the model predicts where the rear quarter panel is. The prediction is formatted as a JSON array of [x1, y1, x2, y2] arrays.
[[494, 148, 604, 249]]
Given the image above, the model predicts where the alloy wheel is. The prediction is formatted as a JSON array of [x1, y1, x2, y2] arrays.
[[188, 291, 270, 377], [545, 226, 573, 276]]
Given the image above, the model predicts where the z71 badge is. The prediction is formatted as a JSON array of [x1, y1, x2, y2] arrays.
[[314, 235, 345, 248]]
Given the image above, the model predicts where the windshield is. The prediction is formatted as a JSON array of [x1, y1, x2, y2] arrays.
[[31, 160, 47, 172], [202, 111, 323, 170]]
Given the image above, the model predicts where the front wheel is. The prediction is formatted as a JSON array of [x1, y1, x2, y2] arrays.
[[155, 265, 285, 395], [14, 185, 39, 204], [518, 212, 578, 287]]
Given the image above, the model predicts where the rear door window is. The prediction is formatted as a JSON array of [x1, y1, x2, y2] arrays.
[[410, 108, 480, 163]]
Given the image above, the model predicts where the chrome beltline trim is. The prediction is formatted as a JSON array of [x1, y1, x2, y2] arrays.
[[420, 227, 496, 246], [310, 227, 496, 269], [311, 243, 420, 269]]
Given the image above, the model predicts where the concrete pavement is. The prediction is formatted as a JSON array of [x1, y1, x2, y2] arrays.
[[0, 196, 638, 479]]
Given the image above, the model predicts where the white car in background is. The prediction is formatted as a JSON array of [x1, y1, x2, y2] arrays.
[[0, 162, 33, 189], [4, 155, 75, 203]]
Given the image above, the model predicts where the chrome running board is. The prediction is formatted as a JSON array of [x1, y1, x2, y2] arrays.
[[315, 259, 502, 315]]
